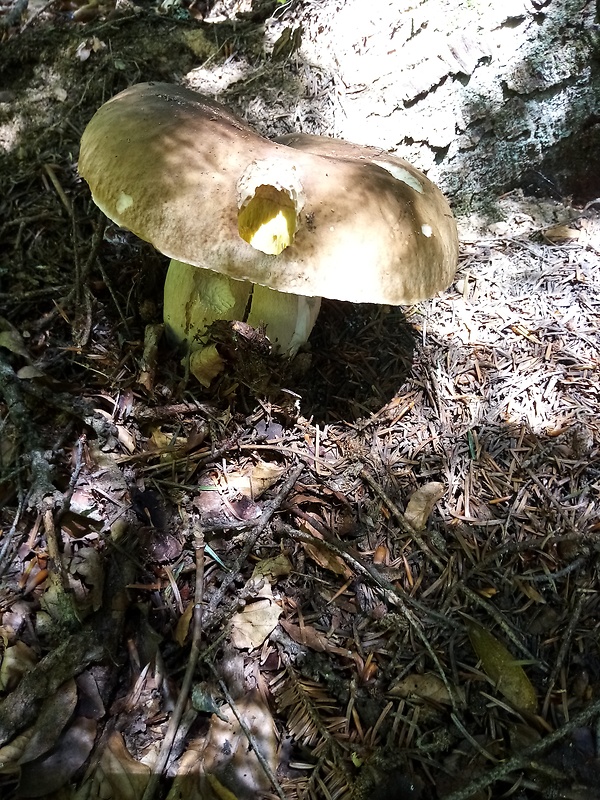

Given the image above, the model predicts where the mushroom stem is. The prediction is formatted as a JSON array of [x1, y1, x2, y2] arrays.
[[163, 259, 321, 358]]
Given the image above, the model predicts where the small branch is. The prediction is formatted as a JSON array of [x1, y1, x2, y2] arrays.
[[442, 696, 600, 800], [361, 468, 446, 571], [141, 527, 205, 800], [276, 519, 462, 711], [460, 585, 541, 668], [542, 589, 585, 716], [205, 461, 305, 622], [56, 434, 86, 523], [0, 492, 26, 581]]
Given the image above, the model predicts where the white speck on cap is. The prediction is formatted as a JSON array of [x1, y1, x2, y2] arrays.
[[116, 192, 133, 214], [421, 224, 433, 237]]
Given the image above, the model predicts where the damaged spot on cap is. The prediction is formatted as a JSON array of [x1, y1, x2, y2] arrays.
[[373, 160, 424, 194]]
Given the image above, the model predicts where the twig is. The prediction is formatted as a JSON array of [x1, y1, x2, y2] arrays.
[[0, 284, 70, 303], [519, 555, 588, 583], [131, 401, 215, 423], [19, 0, 57, 30], [275, 518, 452, 628], [95, 257, 132, 337], [442, 696, 600, 800], [360, 468, 446, 571], [276, 519, 462, 711], [205, 462, 305, 621], [542, 589, 585, 717], [0, 492, 26, 580], [56, 434, 86, 523], [141, 526, 205, 800], [451, 712, 500, 764], [467, 533, 593, 577], [43, 164, 72, 215], [460, 585, 542, 668]]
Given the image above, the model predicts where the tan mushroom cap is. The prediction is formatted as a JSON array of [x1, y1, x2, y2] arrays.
[[79, 82, 458, 305]]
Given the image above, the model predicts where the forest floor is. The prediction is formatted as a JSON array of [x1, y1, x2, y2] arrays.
[[0, 2, 600, 800]]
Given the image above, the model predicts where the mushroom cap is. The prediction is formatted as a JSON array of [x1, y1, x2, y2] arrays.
[[79, 82, 458, 305]]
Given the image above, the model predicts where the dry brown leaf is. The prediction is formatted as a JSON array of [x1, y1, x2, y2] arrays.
[[0, 728, 34, 773], [298, 517, 351, 576], [544, 224, 580, 241], [199, 692, 277, 798], [174, 601, 194, 647], [301, 539, 350, 576], [95, 731, 151, 800], [250, 553, 292, 582], [70, 547, 104, 612], [404, 482, 445, 530], [229, 460, 286, 500], [0, 319, 30, 360], [189, 344, 225, 387], [166, 739, 204, 800], [467, 620, 537, 713], [514, 577, 546, 604], [148, 426, 186, 453], [16, 365, 46, 380], [206, 774, 238, 800], [389, 673, 454, 705], [230, 585, 282, 650], [279, 619, 329, 652]]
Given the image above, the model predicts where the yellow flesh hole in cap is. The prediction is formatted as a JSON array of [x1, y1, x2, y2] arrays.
[[238, 185, 297, 256]]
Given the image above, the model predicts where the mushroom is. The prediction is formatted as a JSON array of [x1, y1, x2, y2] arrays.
[[78, 82, 458, 382]]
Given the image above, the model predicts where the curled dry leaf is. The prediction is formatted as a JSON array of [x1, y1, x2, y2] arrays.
[[232, 460, 286, 500], [174, 601, 194, 647], [404, 481, 445, 531], [189, 343, 225, 387], [301, 538, 349, 576], [298, 516, 351, 576], [70, 546, 104, 612], [467, 620, 537, 713], [0, 318, 31, 361], [75, 37, 107, 63], [0, 641, 38, 692], [16, 365, 46, 380], [0, 729, 34, 773], [544, 224, 580, 242]]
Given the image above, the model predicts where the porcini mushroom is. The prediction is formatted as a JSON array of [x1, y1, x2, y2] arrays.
[[78, 82, 458, 382]]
